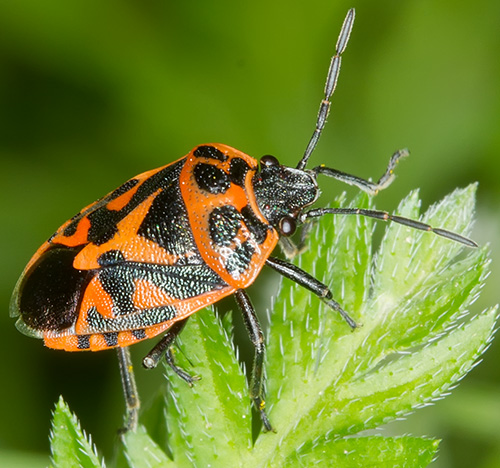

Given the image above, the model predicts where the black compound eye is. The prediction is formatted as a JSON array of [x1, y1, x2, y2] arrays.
[[260, 155, 280, 168], [279, 216, 296, 237]]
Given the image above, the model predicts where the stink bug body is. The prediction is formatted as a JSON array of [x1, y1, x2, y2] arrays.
[[10, 9, 477, 432]]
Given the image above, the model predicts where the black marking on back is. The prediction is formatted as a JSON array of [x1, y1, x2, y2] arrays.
[[58, 160, 185, 247], [229, 157, 250, 187], [17, 245, 91, 332], [103, 332, 119, 347], [194, 145, 227, 162], [137, 182, 200, 258], [63, 214, 83, 238], [209, 205, 242, 247], [108, 178, 140, 203], [86, 304, 176, 332], [87, 208, 123, 245], [99, 267, 136, 316], [132, 329, 147, 340], [194, 163, 231, 195], [98, 250, 126, 267], [62, 179, 140, 238], [241, 205, 269, 244], [225, 241, 255, 276], [77, 335, 90, 349]]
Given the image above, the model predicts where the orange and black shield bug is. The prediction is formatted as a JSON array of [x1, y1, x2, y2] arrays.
[[10, 9, 477, 433]]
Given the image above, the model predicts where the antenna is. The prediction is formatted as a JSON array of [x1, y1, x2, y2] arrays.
[[296, 8, 355, 170]]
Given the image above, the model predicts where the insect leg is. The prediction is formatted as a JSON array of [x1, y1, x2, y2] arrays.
[[143, 319, 199, 385], [165, 347, 200, 386], [301, 207, 477, 247], [266, 256, 357, 329], [279, 221, 315, 259], [313, 148, 409, 195], [116, 346, 140, 432], [234, 289, 273, 432], [279, 237, 302, 259]]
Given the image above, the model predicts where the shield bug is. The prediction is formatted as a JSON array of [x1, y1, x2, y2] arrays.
[[10, 8, 477, 432]]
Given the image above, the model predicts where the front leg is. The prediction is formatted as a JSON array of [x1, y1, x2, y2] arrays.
[[313, 148, 409, 195], [266, 256, 357, 329]]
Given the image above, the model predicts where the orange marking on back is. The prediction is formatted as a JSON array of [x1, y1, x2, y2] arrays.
[[44, 334, 79, 351], [77, 277, 115, 331], [51, 216, 92, 248], [180, 143, 279, 290], [117, 331, 137, 347], [73, 190, 185, 270], [133, 279, 174, 309], [121, 237, 190, 265], [89, 334, 107, 351], [72, 192, 157, 269], [106, 184, 141, 211], [144, 322, 172, 339]]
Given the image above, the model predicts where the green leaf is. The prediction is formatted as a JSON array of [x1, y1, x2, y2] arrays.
[[283, 436, 439, 468], [123, 425, 173, 468], [44, 186, 496, 468], [332, 306, 498, 428], [250, 185, 496, 466], [49, 396, 104, 468], [164, 309, 252, 467]]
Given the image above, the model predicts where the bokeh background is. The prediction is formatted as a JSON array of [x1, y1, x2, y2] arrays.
[[1, 1, 499, 467]]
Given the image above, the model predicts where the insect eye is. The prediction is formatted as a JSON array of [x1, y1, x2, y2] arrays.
[[279, 216, 296, 237], [260, 155, 280, 168]]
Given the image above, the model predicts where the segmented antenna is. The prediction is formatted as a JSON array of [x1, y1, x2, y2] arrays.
[[297, 8, 355, 170]]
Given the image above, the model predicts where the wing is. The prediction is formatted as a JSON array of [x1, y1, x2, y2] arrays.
[[46, 260, 232, 351], [17, 255, 232, 351], [12, 155, 233, 350]]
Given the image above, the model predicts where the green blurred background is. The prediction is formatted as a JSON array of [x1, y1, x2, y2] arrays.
[[1, 0, 499, 467]]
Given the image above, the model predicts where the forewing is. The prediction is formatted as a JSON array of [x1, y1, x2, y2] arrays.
[[44, 261, 232, 351]]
